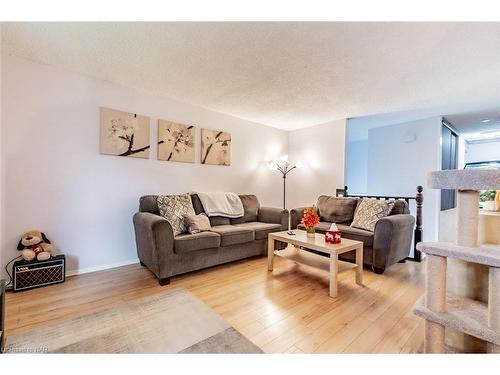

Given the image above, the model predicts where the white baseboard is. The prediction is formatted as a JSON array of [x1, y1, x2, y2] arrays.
[[65, 258, 139, 277]]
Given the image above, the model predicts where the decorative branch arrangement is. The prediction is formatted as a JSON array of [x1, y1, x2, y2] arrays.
[[201, 128, 231, 166]]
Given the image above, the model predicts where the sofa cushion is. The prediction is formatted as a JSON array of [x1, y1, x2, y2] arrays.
[[351, 198, 394, 232], [231, 195, 260, 224], [190, 193, 206, 215], [389, 200, 410, 215], [233, 222, 282, 240], [209, 216, 231, 226], [336, 224, 374, 248], [317, 195, 359, 223], [174, 231, 221, 254], [157, 194, 196, 236], [139, 195, 160, 215], [210, 225, 255, 246]]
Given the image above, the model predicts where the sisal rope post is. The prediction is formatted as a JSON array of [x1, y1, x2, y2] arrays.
[[456, 190, 479, 247], [487, 267, 500, 353], [424, 255, 447, 353]]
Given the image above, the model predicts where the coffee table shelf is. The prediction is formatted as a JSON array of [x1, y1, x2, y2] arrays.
[[273, 246, 358, 274]]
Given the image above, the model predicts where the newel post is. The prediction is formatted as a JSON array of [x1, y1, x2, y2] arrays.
[[414, 185, 424, 262]]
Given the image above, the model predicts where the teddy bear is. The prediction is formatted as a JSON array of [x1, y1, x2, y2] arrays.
[[17, 230, 56, 262]]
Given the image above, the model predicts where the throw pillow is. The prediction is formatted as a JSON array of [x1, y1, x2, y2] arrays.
[[183, 213, 211, 234], [350, 198, 394, 232], [316, 195, 359, 223], [157, 194, 195, 236]]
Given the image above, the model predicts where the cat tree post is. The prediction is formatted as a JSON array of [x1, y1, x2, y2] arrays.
[[413, 169, 500, 353], [488, 267, 500, 353], [457, 190, 479, 247], [424, 255, 446, 353], [453, 189, 486, 352]]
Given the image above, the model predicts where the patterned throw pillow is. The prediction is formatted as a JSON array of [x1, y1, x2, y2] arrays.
[[157, 194, 195, 236], [350, 198, 395, 232]]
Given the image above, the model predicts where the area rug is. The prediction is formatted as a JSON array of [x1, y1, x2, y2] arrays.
[[5, 288, 262, 354]]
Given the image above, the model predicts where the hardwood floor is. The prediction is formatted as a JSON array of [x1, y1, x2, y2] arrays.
[[5, 253, 425, 353]]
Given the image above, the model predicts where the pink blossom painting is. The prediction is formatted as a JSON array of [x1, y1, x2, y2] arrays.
[[201, 128, 231, 166], [158, 120, 195, 163], [100, 107, 150, 158]]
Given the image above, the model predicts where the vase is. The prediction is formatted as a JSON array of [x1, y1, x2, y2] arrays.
[[306, 227, 315, 238]]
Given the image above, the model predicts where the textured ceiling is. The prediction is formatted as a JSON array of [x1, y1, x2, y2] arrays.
[[2, 22, 500, 130]]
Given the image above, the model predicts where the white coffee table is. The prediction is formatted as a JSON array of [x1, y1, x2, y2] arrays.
[[268, 229, 364, 298]]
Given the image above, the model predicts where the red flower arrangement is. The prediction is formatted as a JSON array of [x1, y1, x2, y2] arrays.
[[301, 206, 320, 235]]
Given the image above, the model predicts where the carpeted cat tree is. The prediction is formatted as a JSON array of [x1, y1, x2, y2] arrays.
[[413, 169, 500, 353]]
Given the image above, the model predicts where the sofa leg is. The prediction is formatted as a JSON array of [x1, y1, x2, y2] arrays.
[[140, 261, 147, 267], [373, 267, 385, 275], [159, 277, 171, 286]]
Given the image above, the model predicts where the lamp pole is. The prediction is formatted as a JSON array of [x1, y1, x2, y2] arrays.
[[283, 174, 286, 210]]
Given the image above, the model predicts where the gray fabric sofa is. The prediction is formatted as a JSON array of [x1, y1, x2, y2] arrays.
[[134, 194, 288, 285], [290, 195, 415, 274]]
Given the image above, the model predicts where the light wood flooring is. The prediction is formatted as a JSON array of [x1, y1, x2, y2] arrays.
[[5, 253, 425, 353]]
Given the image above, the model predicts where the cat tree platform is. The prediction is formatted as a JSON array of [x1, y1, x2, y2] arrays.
[[414, 169, 500, 353], [414, 294, 500, 347], [427, 169, 500, 190], [417, 242, 500, 268]]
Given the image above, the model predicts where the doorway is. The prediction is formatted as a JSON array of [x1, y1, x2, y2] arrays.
[[441, 122, 458, 210]]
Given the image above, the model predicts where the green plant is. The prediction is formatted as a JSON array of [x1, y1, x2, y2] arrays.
[[479, 190, 497, 202]]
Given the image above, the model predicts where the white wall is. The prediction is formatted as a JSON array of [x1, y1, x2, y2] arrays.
[[366, 117, 442, 244], [0, 26, 4, 280], [345, 139, 368, 194], [287, 119, 347, 208], [458, 136, 467, 169], [466, 140, 500, 163], [1, 55, 288, 275]]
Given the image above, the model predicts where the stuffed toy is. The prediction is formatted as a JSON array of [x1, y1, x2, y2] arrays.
[[17, 230, 56, 262]]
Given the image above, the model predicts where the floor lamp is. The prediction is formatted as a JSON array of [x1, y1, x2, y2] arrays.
[[269, 155, 301, 209]]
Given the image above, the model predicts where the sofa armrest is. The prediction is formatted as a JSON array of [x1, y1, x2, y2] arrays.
[[290, 207, 309, 229], [373, 214, 415, 271], [133, 212, 175, 279], [258, 207, 289, 231]]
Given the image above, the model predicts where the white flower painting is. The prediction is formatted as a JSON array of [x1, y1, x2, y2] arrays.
[[100, 107, 150, 158], [158, 120, 195, 163], [201, 128, 231, 166]]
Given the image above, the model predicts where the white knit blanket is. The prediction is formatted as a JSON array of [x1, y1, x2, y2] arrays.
[[195, 192, 244, 218]]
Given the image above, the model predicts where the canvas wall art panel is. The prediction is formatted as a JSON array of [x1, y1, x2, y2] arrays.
[[158, 120, 195, 163], [201, 128, 231, 166], [100, 107, 150, 159]]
